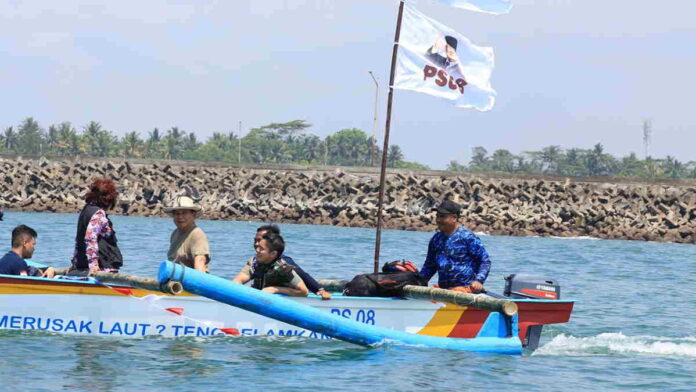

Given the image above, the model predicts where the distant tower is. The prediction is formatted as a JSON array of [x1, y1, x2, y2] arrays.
[[642, 120, 652, 159]]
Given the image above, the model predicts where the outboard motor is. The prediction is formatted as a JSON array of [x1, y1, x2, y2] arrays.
[[503, 274, 561, 350], [504, 274, 560, 300]]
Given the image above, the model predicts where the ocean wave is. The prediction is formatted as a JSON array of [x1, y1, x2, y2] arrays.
[[548, 236, 600, 241], [533, 332, 696, 357]]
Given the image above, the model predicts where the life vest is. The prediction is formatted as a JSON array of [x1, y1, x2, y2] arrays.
[[73, 204, 123, 271], [251, 258, 296, 289]]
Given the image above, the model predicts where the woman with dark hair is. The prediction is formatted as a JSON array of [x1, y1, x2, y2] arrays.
[[71, 178, 123, 273]]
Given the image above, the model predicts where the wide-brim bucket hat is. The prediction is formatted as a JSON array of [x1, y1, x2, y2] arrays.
[[163, 195, 203, 217]]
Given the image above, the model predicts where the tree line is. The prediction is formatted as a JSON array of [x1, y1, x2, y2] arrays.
[[3, 117, 694, 179], [1, 118, 427, 169], [448, 144, 696, 179]]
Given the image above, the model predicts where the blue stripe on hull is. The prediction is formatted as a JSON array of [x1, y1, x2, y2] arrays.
[[157, 261, 522, 354]]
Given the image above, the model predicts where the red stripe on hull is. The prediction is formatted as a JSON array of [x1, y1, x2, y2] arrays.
[[448, 308, 490, 338], [446, 301, 574, 342]]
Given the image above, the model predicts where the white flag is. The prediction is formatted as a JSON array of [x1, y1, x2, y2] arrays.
[[394, 4, 496, 111], [435, 0, 512, 15]]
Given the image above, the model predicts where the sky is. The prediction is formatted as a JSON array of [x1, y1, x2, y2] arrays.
[[1, 0, 695, 169]]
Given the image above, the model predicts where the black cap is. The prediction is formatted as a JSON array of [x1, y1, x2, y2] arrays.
[[432, 199, 461, 216], [445, 35, 458, 50]]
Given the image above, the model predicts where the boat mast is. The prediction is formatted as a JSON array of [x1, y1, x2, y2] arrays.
[[373, 0, 405, 274]]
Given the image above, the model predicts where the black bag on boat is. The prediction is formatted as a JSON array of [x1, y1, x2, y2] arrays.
[[343, 271, 424, 297]]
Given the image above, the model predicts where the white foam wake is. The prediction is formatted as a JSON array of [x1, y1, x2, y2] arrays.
[[533, 332, 696, 357], [549, 235, 600, 241]]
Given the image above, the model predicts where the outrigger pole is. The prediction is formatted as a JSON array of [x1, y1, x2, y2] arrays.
[[52, 268, 182, 295], [373, 0, 405, 274]]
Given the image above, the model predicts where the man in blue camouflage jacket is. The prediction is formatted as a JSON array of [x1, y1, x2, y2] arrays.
[[419, 200, 491, 293]]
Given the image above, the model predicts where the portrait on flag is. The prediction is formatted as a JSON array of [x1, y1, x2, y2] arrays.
[[425, 34, 466, 83], [394, 4, 496, 111]]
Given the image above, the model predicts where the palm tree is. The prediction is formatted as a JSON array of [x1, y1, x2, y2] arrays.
[[618, 152, 643, 177], [643, 156, 662, 178], [586, 143, 609, 176], [182, 133, 200, 154], [46, 125, 60, 154], [514, 156, 532, 173], [469, 146, 489, 171], [83, 121, 103, 154], [685, 161, 696, 178], [489, 149, 515, 172], [561, 148, 587, 176], [122, 131, 143, 158], [16, 117, 46, 155], [210, 132, 232, 151], [56, 122, 82, 156], [347, 136, 368, 165], [661, 156, 684, 178], [268, 139, 291, 163], [387, 145, 404, 167], [540, 145, 562, 174], [447, 160, 467, 172], [3, 127, 17, 151], [302, 135, 322, 163], [93, 129, 117, 157], [164, 127, 185, 159], [146, 128, 163, 158], [148, 128, 161, 143], [521, 151, 544, 174], [226, 131, 238, 152], [325, 128, 370, 166], [69, 134, 83, 156]]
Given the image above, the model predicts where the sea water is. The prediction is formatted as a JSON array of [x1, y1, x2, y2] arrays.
[[0, 211, 693, 391]]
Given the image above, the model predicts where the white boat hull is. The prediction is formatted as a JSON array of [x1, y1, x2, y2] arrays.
[[0, 274, 574, 343]]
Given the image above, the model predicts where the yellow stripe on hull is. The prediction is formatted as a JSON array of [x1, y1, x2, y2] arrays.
[[416, 303, 467, 337]]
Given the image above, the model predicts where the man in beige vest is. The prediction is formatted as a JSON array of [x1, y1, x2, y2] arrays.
[[165, 196, 210, 272]]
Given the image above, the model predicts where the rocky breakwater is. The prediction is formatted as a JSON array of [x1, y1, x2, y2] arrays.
[[0, 156, 695, 244]]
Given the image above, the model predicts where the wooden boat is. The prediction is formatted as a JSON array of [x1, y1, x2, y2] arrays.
[[0, 269, 573, 352]]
